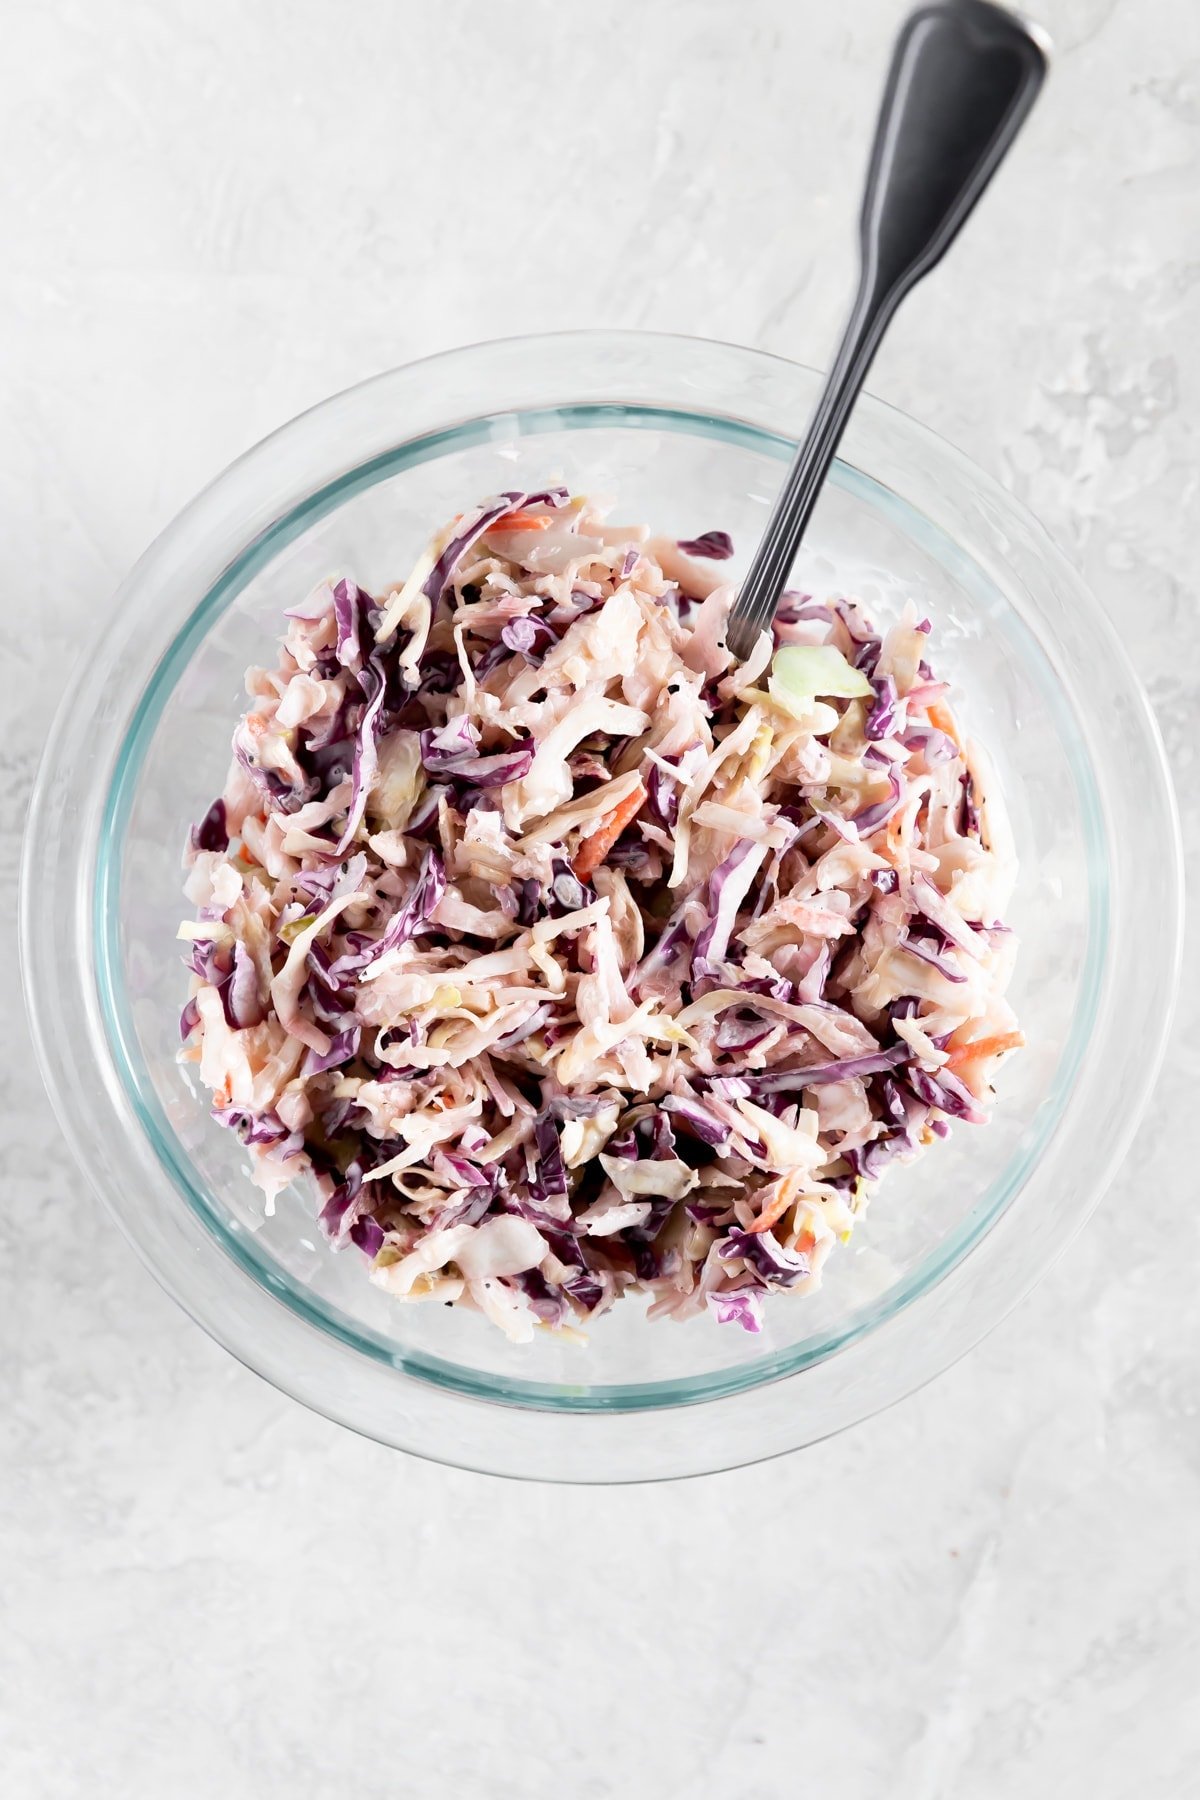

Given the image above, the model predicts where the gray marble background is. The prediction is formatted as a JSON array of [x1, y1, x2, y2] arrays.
[[3, 1, 1197, 1795]]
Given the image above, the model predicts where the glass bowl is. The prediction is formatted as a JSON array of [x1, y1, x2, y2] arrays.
[[20, 331, 1182, 1482]]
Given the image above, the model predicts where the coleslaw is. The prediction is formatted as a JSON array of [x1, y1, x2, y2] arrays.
[[179, 489, 1022, 1343]]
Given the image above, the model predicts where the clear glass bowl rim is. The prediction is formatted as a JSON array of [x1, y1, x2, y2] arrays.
[[20, 329, 1184, 1482]]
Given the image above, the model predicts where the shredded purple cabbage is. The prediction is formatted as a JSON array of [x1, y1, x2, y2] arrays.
[[707, 1290, 764, 1333], [677, 530, 734, 560], [500, 617, 556, 662], [189, 798, 228, 855], [422, 488, 569, 605], [718, 1228, 811, 1290]]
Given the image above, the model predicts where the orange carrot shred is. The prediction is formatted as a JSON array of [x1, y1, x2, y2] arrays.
[[927, 700, 962, 748], [488, 510, 553, 534], [945, 1029, 1024, 1072], [572, 781, 647, 881], [747, 1169, 803, 1235]]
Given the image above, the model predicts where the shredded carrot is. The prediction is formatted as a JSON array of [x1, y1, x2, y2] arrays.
[[747, 1169, 803, 1235], [945, 1029, 1024, 1072], [571, 781, 648, 880], [488, 510, 553, 534], [870, 808, 905, 870], [927, 700, 962, 748]]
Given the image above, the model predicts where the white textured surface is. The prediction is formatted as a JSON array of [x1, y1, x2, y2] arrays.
[[3, 2, 1198, 1795]]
